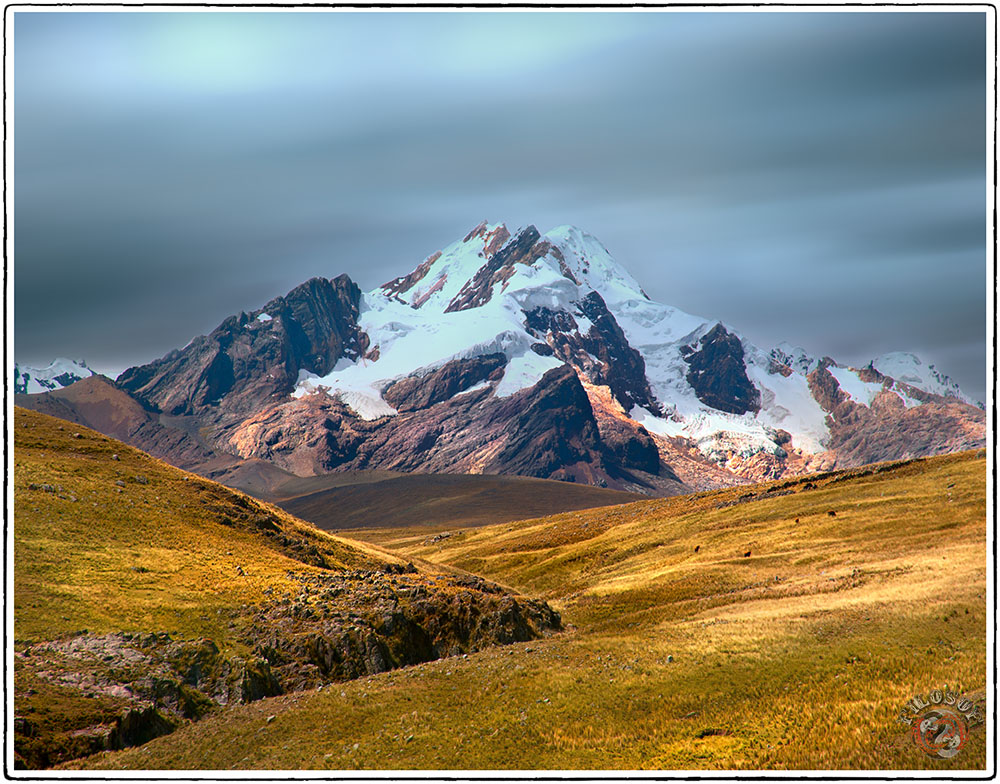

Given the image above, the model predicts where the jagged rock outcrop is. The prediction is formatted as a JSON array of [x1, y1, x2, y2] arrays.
[[13, 632, 280, 769], [483, 366, 610, 483], [246, 570, 560, 692], [445, 225, 547, 312], [807, 363, 985, 468], [525, 291, 661, 416], [383, 353, 507, 412], [14, 571, 560, 769], [682, 324, 761, 415], [222, 364, 637, 487], [117, 275, 368, 418]]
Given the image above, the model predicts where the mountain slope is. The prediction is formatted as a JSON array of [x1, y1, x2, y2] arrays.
[[279, 220, 987, 482], [100, 220, 986, 491], [117, 275, 369, 419], [69, 449, 987, 771], [14, 375, 221, 472], [12, 407, 559, 768]]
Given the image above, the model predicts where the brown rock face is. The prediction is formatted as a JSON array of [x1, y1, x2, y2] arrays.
[[807, 364, 986, 468], [117, 275, 368, 418], [482, 366, 610, 482], [380, 250, 441, 299], [682, 323, 761, 415], [576, 291, 662, 415], [445, 226, 551, 313], [523, 291, 661, 417], [383, 353, 507, 412], [222, 365, 642, 488], [577, 380, 668, 485]]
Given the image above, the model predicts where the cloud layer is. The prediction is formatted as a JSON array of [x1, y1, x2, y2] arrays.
[[13, 10, 988, 402]]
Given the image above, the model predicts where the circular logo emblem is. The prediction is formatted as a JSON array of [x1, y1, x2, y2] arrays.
[[911, 707, 968, 759]]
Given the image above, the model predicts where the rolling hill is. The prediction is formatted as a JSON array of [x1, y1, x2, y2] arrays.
[[12, 407, 559, 769], [62, 446, 988, 771]]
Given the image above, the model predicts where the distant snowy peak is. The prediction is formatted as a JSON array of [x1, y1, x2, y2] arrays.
[[379, 220, 512, 311], [15, 358, 94, 395], [871, 351, 982, 409], [769, 342, 817, 375], [540, 225, 652, 306], [378, 221, 650, 315]]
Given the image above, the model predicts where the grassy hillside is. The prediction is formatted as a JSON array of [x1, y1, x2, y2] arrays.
[[70, 449, 989, 771], [13, 406, 565, 769], [279, 472, 643, 532], [13, 406, 397, 650]]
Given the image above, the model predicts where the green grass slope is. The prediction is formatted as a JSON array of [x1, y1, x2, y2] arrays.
[[71, 449, 988, 771]]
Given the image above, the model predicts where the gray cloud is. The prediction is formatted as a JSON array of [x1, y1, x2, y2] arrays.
[[13, 10, 988, 402]]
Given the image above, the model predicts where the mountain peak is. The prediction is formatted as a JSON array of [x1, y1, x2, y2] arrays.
[[872, 351, 982, 409], [540, 225, 649, 305], [14, 358, 94, 395]]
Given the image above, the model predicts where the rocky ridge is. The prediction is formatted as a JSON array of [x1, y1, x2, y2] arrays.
[[15, 569, 559, 768], [22, 220, 987, 491]]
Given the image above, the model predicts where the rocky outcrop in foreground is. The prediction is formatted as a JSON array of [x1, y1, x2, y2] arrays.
[[246, 570, 559, 692], [13, 569, 560, 769]]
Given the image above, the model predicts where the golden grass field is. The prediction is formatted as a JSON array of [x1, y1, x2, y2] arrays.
[[45, 429, 988, 773], [12, 407, 401, 653]]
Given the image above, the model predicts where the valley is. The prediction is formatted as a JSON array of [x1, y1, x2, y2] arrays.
[[10, 222, 990, 772], [11, 408, 560, 769], [14, 406, 986, 771]]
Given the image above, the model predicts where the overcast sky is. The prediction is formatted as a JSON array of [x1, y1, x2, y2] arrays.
[[12, 9, 989, 403]]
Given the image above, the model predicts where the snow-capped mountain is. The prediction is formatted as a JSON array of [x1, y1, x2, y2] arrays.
[[286, 221, 983, 479], [14, 359, 94, 395], [871, 352, 982, 409], [86, 221, 985, 492]]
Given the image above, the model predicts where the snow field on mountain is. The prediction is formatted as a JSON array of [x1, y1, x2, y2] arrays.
[[744, 359, 829, 453], [298, 222, 841, 455], [873, 351, 979, 407], [631, 404, 787, 461], [294, 238, 580, 415], [14, 358, 94, 394], [391, 222, 507, 311], [827, 365, 884, 407], [541, 225, 649, 307]]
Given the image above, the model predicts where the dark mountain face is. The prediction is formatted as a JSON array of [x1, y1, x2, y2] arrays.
[[682, 323, 761, 415], [383, 354, 507, 413], [445, 225, 546, 313], [523, 291, 660, 417], [219, 363, 653, 490], [117, 275, 368, 418]]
